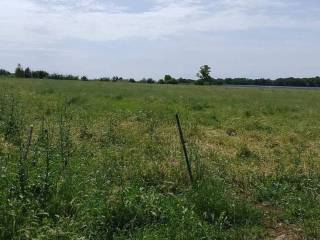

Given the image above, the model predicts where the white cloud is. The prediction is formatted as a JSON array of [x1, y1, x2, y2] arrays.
[[0, 0, 319, 79], [0, 0, 319, 45]]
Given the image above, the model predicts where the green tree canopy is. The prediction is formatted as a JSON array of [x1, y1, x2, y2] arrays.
[[24, 67, 32, 78], [15, 64, 25, 78], [197, 65, 212, 82]]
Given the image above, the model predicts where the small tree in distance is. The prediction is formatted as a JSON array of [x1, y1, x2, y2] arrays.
[[24, 67, 32, 78], [146, 78, 155, 84], [81, 76, 88, 81], [197, 65, 212, 82], [15, 64, 25, 78], [0, 69, 11, 76], [164, 74, 178, 84]]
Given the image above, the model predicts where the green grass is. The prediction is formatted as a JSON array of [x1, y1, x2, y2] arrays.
[[1, 77, 320, 239]]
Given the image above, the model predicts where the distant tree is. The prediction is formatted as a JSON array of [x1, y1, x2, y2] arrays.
[[47, 73, 78, 80], [129, 78, 136, 83], [164, 75, 178, 84], [15, 64, 25, 78], [177, 78, 194, 84], [47, 73, 62, 80], [0, 69, 11, 76], [146, 78, 155, 84], [112, 76, 122, 82], [65, 75, 79, 80], [164, 75, 172, 83], [99, 77, 110, 81], [33, 70, 49, 79], [197, 65, 212, 82], [195, 80, 204, 85], [158, 79, 165, 84], [139, 78, 147, 83], [81, 76, 88, 81], [24, 67, 32, 78], [169, 79, 178, 84]]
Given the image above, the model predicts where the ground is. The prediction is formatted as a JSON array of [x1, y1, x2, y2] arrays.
[[1, 77, 320, 239]]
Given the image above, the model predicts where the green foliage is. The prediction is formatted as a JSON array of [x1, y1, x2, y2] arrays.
[[163, 75, 178, 84], [81, 76, 88, 81], [197, 65, 212, 82], [32, 70, 49, 79], [255, 173, 320, 219], [24, 67, 32, 78], [191, 180, 261, 228], [14, 64, 24, 78], [0, 95, 23, 145], [4, 65, 320, 87], [0, 69, 11, 76]]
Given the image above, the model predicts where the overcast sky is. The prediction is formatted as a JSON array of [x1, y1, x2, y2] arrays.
[[0, 0, 319, 79]]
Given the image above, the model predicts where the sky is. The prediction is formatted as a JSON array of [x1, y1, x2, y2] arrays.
[[0, 0, 319, 79]]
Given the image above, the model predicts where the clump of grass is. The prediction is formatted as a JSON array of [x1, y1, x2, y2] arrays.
[[66, 95, 88, 107], [79, 121, 93, 140], [58, 106, 73, 169], [245, 120, 272, 133], [244, 110, 254, 118], [237, 144, 254, 159], [254, 172, 320, 237], [226, 128, 237, 136], [0, 95, 24, 145], [99, 113, 126, 147], [88, 186, 166, 239], [191, 179, 261, 229], [18, 126, 34, 195], [37, 88, 55, 95]]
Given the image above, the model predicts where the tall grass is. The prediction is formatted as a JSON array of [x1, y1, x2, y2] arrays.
[[1, 77, 320, 239]]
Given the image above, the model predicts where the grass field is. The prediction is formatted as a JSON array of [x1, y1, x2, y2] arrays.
[[1, 77, 320, 239]]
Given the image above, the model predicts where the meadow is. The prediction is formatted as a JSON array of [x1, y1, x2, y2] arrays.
[[1, 77, 320, 239]]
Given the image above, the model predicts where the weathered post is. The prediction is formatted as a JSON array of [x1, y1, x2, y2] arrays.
[[175, 113, 193, 184]]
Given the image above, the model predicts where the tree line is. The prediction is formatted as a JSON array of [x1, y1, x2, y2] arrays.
[[0, 64, 320, 87], [12, 64, 81, 81]]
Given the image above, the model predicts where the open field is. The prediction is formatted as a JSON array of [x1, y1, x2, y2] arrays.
[[1, 77, 320, 239]]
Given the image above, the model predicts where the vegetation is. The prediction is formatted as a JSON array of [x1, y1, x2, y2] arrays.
[[0, 69, 11, 76], [1, 64, 319, 87], [14, 64, 25, 78], [1, 77, 320, 239], [196, 65, 213, 85]]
